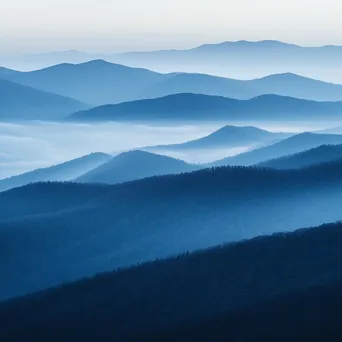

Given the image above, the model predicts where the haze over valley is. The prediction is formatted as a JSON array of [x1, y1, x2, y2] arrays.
[[2, 2, 342, 338]]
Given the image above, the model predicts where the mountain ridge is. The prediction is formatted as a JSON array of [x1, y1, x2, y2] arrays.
[[67, 93, 342, 122], [0, 78, 88, 120]]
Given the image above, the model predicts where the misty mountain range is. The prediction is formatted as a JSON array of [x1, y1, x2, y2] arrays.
[[4, 37, 342, 341], [2, 58, 342, 122], [3, 158, 342, 299], [144, 125, 290, 152], [68, 93, 342, 122], [77, 150, 200, 185], [0, 152, 111, 192], [1, 59, 342, 105], [111, 40, 342, 82], [0, 79, 88, 120], [258, 144, 342, 170], [3, 40, 342, 82], [1, 129, 340, 192], [213, 132, 342, 166]]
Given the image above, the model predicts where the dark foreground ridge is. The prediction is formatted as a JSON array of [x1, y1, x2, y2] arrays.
[[1, 221, 342, 341]]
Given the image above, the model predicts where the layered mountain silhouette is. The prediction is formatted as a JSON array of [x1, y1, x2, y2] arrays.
[[0, 60, 166, 105], [213, 133, 342, 166], [259, 144, 342, 169], [3, 161, 342, 299], [68, 93, 342, 122], [3, 60, 342, 106], [111, 40, 342, 82], [144, 125, 290, 151], [2, 221, 342, 341], [0, 79, 88, 120], [77, 150, 199, 185], [145, 72, 342, 102], [0, 152, 111, 192]]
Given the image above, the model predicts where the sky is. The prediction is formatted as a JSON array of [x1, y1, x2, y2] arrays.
[[0, 0, 342, 53]]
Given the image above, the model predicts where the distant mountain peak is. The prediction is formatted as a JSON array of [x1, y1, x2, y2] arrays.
[[195, 40, 300, 51], [116, 150, 184, 162], [213, 125, 267, 134], [79, 59, 111, 66]]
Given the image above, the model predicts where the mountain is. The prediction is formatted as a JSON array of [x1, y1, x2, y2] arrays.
[[3, 61, 342, 105], [213, 133, 342, 166], [77, 150, 199, 185], [111, 40, 342, 83], [2, 221, 342, 341], [152, 278, 342, 342], [4, 41, 342, 82], [0, 152, 111, 192], [0, 79, 88, 120], [247, 72, 342, 102], [259, 144, 342, 169], [67, 93, 342, 122], [0, 50, 103, 71], [0, 66, 19, 76], [144, 125, 290, 152], [3, 161, 342, 299], [1, 60, 167, 105], [145, 72, 342, 102], [143, 72, 255, 100], [0, 182, 111, 221]]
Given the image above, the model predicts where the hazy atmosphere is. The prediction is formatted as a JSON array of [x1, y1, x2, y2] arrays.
[[1, 0, 342, 53], [3, 1, 342, 341]]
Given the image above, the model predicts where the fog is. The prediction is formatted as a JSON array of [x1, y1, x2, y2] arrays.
[[1, 119, 341, 179]]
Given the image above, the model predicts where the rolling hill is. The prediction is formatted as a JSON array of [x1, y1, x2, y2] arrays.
[[0, 79, 88, 120], [0, 152, 111, 192], [3, 60, 342, 105], [3, 161, 342, 299], [1, 60, 166, 105], [2, 221, 342, 341], [213, 133, 342, 166], [259, 144, 342, 169], [77, 150, 199, 185], [67, 93, 342, 122], [144, 125, 290, 151]]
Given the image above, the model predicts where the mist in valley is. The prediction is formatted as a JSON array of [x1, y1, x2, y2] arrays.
[[1, 119, 341, 179]]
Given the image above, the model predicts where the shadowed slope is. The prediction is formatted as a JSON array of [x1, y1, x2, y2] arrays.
[[0, 79, 88, 120], [77, 150, 199, 184], [0, 152, 111, 192], [2, 221, 342, 341]]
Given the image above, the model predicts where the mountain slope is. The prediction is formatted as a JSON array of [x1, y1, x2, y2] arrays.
[[3, 161, 342, 299], [0, 79, 88, 120], [67, 93, 342, 122], [0, 66, 19, 77], [145, 72, 342, 102], [145, 125, 290, 151], [4, 61, 342, 104], [0, 152, 111, 192], [77, 150, 199, 184], [213, 133, 342, 166], [2, 60, 166, 105], [248, 72, 342, 101], [151, 277, 342, 342], [111, 40, 342, 82], [259, 144, 342, 169], [2, 221, 342, 341]]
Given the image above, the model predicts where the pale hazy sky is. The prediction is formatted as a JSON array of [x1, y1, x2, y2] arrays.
[[1, 0, 341, 53]]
